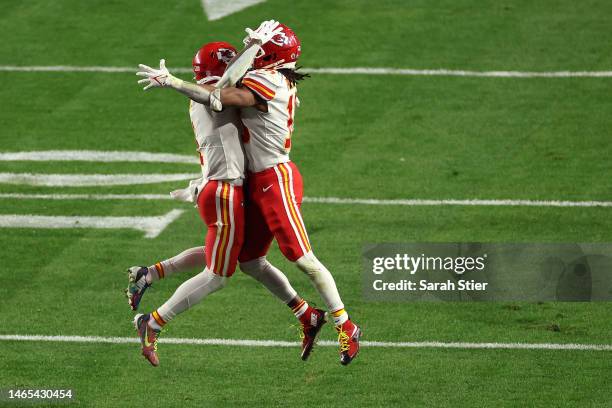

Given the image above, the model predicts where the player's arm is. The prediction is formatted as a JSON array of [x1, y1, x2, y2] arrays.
[[136, 20, 281, 108], [203, 82, 268, 111], [136, 59, 223, 109], [136, 60, 264, 110], [216, 20, 282, 89]]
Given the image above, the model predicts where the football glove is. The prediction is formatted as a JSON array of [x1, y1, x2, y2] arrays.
[[243, 19, 282, 46], [137, 59, 179, 90]]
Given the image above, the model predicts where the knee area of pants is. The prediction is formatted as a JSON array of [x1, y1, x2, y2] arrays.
[[239, 257, 268, 275], [219, 277, 229, 288], [212, 275, 229, 289], [295, 257, 320, 276]]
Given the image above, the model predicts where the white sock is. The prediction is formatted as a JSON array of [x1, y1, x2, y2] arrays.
[[147, 316, 163, 331], [331, 308, 349, 326], [295, 251, 345, 314], [240, 257, 297, 303], [147, 246, 206, 284], [155, 267, 227, 323]]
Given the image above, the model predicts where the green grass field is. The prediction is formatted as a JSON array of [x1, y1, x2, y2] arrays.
[[1, 1, 611, 406]]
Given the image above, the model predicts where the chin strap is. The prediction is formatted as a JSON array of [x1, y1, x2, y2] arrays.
[[260, 60, 296, 70], [197, 76, 221, 85]]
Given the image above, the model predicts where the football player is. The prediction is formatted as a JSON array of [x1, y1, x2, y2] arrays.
[[131, 25, 327, 366], [137, 22, 361, 365]]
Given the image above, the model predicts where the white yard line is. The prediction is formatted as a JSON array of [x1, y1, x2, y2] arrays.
[[0, 334, 610, 351], [0, 151, 609, 207], [0, 209, 184, 238], [303, 197, 612, 208], [0, 193, 174, 200], [0, 193, 610, 208], [0, 65, 137, 73], [0, 150, 196, 164], [305, 67, 612, 78], [201, 0, 266, 21], [0, 173, 199, 186], [1, 65, 611, 78]]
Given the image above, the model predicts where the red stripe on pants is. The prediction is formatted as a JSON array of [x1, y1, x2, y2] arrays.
[[198, 181, 244, 276]]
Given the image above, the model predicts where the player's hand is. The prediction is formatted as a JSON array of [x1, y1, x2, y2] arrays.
[[244, 20, 282, 45], [136, 59, 172, 90]]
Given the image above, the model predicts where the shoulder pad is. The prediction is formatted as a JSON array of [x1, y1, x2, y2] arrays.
[[242, 70, 281, 101]]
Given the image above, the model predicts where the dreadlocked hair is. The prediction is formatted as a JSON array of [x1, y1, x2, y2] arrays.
[[278, 67, 310, 85]]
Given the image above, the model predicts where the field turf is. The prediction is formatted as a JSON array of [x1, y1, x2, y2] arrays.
[[1, 1, 611, 407]]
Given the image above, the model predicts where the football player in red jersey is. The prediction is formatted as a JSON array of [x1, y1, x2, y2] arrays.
[[137, 22, 361, 365]]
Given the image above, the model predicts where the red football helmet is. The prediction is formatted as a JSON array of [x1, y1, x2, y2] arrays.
[[252, 23, 301, 69], [192, 42, 237, 81]]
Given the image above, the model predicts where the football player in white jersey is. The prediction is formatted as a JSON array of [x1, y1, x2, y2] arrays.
[[131, 32, 329, 366], [136, 23, 361, 365], [130, 41, 248, 366]]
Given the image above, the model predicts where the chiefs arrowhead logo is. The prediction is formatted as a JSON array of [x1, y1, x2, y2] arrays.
[[216, 48, 236, 64], [270, 32, 290, 47]]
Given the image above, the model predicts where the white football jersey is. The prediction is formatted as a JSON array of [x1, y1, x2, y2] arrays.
[[240, 69, 298, 172], [189, 100, 245, 181]]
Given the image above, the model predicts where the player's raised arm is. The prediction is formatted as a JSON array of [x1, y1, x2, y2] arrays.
[[216, 19, 283, 89], [136, 60, 260, 110], [196, 82, 265, 109], [136, 59, 223, 110], [136, 20, 282, 110]]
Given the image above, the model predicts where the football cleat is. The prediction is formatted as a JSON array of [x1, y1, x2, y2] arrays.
[[126, 266, 150, 311], [300, 308, 327, 361], [336, 320, 361, 366], [133, 313, 160, 367]]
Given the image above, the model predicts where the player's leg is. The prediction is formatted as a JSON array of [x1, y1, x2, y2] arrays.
[[148, 246, 206, 282], [201, 182, 245, 278], [239, 254, 327, 360], [153, 181, 244, 323], [126, 247, 206, 311], [262, 162, 361, 364], [238, 178, 326, 360], [263, 162, 344, 314], [134, 268, 227, 366], [135, 181, 244, 366], [295, 252, 360, 364]]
